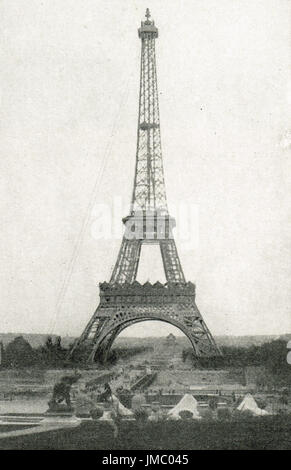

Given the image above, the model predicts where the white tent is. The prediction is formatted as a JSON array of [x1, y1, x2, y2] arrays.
[[237, 393, 269, 416], [168, 394, 201, 420], [112, 395, 133, 417], [99, 395, 133, 421]]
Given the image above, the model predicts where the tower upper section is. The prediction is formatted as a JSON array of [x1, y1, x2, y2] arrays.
[[131, 9, 167, 215]]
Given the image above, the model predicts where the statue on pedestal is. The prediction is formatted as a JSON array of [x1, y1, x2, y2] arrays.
[[48, 374, 81, 413]]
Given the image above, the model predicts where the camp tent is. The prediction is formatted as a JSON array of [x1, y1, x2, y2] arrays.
[[112, 394, 133, 417], [237, 393, 269, 416], [168, 394, 201, 420], [99, 395, 133, 421]]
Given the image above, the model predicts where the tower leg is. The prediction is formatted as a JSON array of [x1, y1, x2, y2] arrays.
[[110, 237, 142, 284], [159, 239, 185, 283]]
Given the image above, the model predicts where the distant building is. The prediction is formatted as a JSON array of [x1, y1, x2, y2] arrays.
[[165, 333, 176, 347]]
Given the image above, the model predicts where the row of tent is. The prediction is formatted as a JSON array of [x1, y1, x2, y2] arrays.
[[170, 393, 270, 418], [102, 393, 270, 419]]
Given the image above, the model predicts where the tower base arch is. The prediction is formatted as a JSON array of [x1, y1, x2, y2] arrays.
[[69, 282, 221, 363]]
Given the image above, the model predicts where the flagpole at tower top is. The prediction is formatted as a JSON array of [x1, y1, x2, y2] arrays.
[[145, 8, 150, 20]]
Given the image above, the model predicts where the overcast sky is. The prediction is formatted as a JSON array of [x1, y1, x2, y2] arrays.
[[0, 0, 290, 339]]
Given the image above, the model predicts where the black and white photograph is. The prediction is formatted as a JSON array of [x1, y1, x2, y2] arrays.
[[0, 0, 290, 452]]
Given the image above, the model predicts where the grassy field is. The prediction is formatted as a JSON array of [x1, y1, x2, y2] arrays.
[[0, 416, 290, 450]]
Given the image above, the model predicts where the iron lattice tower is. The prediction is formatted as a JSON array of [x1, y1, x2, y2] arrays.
[[70, 9, 221, 363]]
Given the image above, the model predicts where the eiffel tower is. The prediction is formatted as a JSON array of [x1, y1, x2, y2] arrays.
[[70, 9, 221, 363]]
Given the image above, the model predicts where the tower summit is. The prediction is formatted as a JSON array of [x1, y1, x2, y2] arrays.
[[69, 10, 221, 363], [138, 8, 158, 38]]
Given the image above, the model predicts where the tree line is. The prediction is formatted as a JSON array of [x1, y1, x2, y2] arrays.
[[182, 339, 291, 387], [0, 336, 153, 368], [0, 335, 66, 368]]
